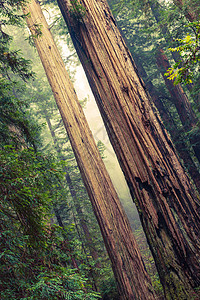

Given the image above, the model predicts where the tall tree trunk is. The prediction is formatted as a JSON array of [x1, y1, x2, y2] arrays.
[[23, 1, 156, 299], [56, 0, 200, 298], [156, 48, 200, 163], [148, 0, 198, 99], [148, 0, 183, 63], [53, 207, 80, 270]]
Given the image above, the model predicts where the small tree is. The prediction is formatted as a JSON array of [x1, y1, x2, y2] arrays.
[[165, 21, 200, 85]]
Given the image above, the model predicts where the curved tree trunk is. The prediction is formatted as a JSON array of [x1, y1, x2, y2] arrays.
[[22, 1, 156, 299], [56, 0, 200, 298]]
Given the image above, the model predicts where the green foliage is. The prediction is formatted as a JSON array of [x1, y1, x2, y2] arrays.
[[25, 269, 101, 299], [99, 272, 118, 300], [0, 0, 27, 27], [27, 22, 43, 46], [0, 2, 39, 148], [0, 1, 34, 81], [0, 77, 41, 148], [0, 146, 53, 244], [165, 21, 200, 84], [0, 146, 101, 299], [69, 0, 86, 22], [150, 273, 163, 298]]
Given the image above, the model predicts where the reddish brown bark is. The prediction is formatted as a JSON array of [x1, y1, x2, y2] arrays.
[[134, 55, 200, 192], [156, 49, 196, 125], [173, 0, 200, 22], [56, 0, 200, 298], [23, 1, 156, 299], [156, 48, 200, 163]]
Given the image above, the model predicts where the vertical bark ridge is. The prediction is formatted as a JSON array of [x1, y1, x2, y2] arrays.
[[22, 1, 156, 299]]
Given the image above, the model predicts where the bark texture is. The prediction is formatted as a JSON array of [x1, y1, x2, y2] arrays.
[[23, 1, 156, 299], [56, 0, 200, 298], [173, 0, 200, 22], [134, 55, 200, 192]]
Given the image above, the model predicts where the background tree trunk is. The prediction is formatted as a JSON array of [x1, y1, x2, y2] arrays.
[[56, 0, 200, 298], [156, 48, 200, 163], [53, 207, 80, 271], [23, 1, 156, 299], [173, 0, 200, 22], [44, 112, 100, 267]]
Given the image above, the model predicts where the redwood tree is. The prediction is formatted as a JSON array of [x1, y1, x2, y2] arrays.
[[134, 53, 200, 192], [22, 1, 156, 299], [55, 0, 200, 298]]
